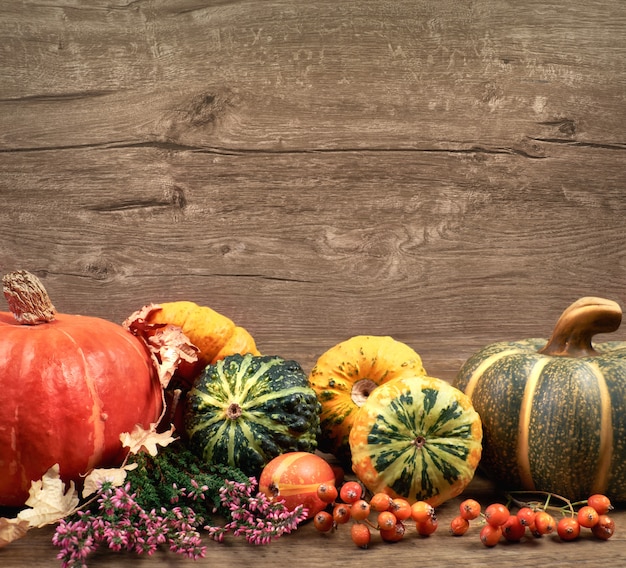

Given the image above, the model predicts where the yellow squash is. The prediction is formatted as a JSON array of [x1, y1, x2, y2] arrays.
[[309, 335, 426, 462]]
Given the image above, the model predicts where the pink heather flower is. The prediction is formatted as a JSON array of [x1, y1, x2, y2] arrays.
[[53, 472, 305, 568], [203, 478, 306, 545], [53, 482, 209, 567]]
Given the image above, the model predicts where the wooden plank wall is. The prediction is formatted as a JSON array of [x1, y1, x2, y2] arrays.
[[1, 0, 625, 380]]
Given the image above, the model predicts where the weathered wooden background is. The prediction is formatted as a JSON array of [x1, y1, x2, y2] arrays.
[[1, 0, 625, 380], [1, 1, 626, 565]]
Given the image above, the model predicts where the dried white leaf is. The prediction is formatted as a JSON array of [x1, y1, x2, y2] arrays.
[[16, 464, 79, 528], [120, 422, 177, 456], [0, 517, 30, 547], [81, 462, 139, 499]]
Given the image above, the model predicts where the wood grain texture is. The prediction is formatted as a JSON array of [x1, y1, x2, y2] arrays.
[[0, 2, 625, 564], [2, 2, 625, 379]]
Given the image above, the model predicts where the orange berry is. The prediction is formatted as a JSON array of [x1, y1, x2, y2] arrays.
[[380, 521, 406, 542], [350, 499, 371, 521], [377, 510, 397, 531], [449, 515, 470, 536], [484, 503, 510, 527], [332, 503, 351, 524], [587, 494, 612, 515], [557, 517, 581, 541], [411, 500, 435, 523], [390, 498, 412, 521], [516, 506, 536, 527], [577, 505, 599, 528], [459, 498, 481, 520], [502, 515, 525, 542], [480, 524, 502, 547], [591, 514, 615, 540], [313, 511, 334, 533], [339, 481, 363, 504], [370, 492, 392, 512], [350, 523, 372, 548], [417, 515, 439, 536], [533, 511, 555, 535], [316, 483, 338, 504]]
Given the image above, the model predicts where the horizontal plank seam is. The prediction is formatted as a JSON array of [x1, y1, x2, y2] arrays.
[[0, 141, 547, 159], [6, 139, 625, 154], [0, 91, 118, 103], [528, 138, 626, 151]]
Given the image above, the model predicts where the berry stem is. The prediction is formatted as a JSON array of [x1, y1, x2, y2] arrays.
[[362, 518, 379, 530], [506, 490, 575, 517]]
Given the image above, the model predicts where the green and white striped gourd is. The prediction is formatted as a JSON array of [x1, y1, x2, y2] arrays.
[[185, 353, 321, 477], [349, 375, 482, 507], [454, 297, 626, 502]]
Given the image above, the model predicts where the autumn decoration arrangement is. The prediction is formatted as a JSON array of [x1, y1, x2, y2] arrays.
[[0, 270, 623, 565]]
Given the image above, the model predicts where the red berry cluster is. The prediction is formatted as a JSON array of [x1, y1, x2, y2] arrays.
[[450, 493, 616, 547], [313, 481, 440, 548]]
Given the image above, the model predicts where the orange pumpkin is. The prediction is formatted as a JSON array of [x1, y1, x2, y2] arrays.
[[0, 271, 162, 507]]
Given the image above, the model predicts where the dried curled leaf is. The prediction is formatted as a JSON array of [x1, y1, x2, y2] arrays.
[[123, 304, 199, 388], [16, 464, 79, 529], [120, 422, 177, 457], [81, 463, 138, 499], [0, 517, 29, 548]]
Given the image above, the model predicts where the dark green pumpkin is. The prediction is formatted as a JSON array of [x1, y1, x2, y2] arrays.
[[185, 353, 321, 477], [454, 297, 626, 502]]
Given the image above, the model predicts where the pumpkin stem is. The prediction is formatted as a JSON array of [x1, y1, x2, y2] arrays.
[[226, 402, 243, 420], [2, 270, 56, 325], [538, 296, 622, 357], [412, 435, 427, 449], [351, 378, 378, 407]]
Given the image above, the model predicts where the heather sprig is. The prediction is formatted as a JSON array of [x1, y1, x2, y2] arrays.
[[51, 442, 306, 567], [206, 478, 308, 545], [123, 440, 250, 516], [52, 481, 205, 568]]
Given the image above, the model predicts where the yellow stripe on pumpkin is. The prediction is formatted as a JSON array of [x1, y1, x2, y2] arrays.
[[267, 452, 306, 486], [517, 358, 550, 490], [463, 349, 521, 400], [590, 362, 613, 495]]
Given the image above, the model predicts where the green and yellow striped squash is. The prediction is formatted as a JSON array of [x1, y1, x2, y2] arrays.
[[454, 296, 626, 502], [309, 335, 426, 463], [185, 353, 321, 477], [349, 375, 482, 507]]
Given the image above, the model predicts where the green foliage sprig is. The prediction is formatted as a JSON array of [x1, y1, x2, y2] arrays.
[[52, 441, 306, 567], [124, 440, 249, 517]]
